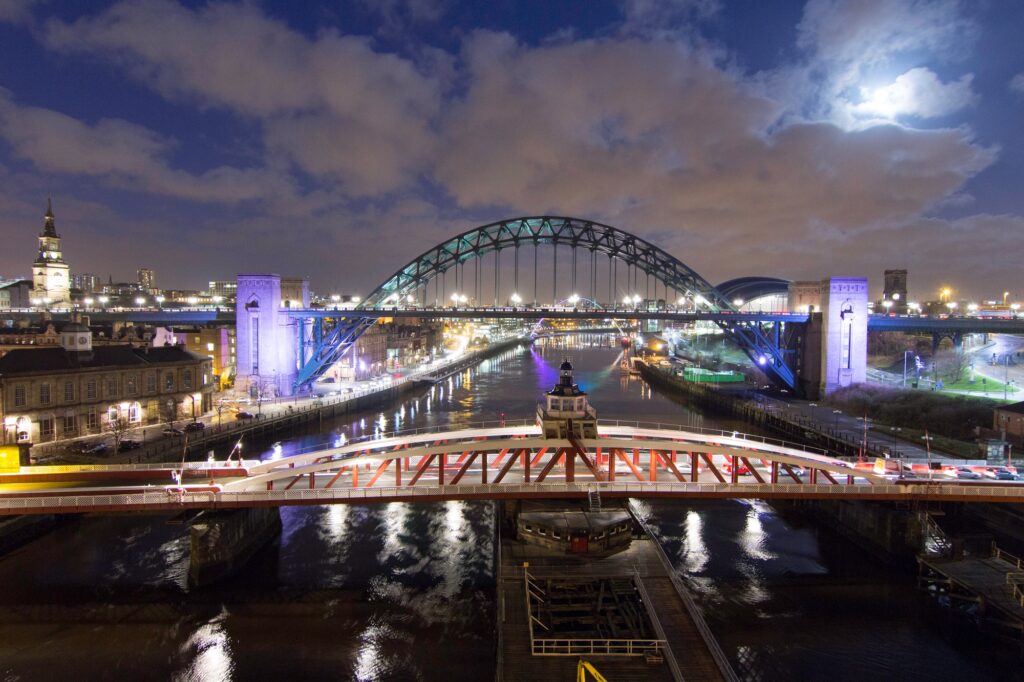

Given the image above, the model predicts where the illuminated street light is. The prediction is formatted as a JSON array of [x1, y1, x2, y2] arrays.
[[510, 292, 522, 305], [882, 300, 893, 311], [694, 294, 708, 307], [135, 297, 146, 306], [623, 295, 632, 306], [632, 294, 641, 305], [967, 302, 979, 312], [212, 295, 223, 304], [946, 301, 958, 310], [908, 302, 921, 312], [352, 296, 361, 304], [186, 296, 198, 305], [83, 297, 94, 307], [1004, 291, 1011, 305], [568, 293, 580, 306], [330, 294, 341, 302], [939, 287, 952, 302], [733, 298, 744, 307], [98, 296, 109, 306], [155, 295, 165, 304]]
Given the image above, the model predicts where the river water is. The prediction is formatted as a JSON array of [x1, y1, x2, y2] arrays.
[[0, 336, 1015, 680]]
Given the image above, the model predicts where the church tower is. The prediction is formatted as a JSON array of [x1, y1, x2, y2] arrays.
[[32, 197, 70, 305]]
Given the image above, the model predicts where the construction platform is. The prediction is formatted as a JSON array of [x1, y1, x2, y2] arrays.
[[918, 544, 1024, 634], [496, 515, 734, 681]]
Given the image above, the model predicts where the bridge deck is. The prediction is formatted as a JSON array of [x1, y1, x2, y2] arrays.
[[499, 535, 725, 681]]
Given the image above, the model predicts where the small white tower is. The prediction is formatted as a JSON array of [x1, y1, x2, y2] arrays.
[[537, 359, 598, 439]]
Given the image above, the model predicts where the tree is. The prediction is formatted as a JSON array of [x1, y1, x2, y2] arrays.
[[934, 348, 971, 384], [107, 415, 131, 454]]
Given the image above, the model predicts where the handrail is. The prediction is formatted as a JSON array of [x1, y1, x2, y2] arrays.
[[633, 570, 684, 681]]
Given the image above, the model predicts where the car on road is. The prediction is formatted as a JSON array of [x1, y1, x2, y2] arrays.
[[83, 442, 110, 455], [984, 467, 1019, 481], [183, 421, 205, 433], [235, 411, 255, 420], [162, 426, 184, 436], [946, 466, 982, 480], [118, 440, 142, 451]]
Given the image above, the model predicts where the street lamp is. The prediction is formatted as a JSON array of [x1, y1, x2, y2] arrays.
[[510, 292, 522, 305], [155, 295, 165, 306], [922, 433, 934, 480], [890, 426, 902, 458], [83, 297, 94, 308], [135, 296, 146, 307], [832, 409, 842, 433], [98, 295, 109, 307], [568, 293, 580, 306]]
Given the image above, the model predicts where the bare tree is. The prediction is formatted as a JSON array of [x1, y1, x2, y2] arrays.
[[934, 348, 970, 384], [107, 415, 131, 455]]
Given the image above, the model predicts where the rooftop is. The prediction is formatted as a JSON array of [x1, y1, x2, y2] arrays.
[[0, 345, 206, 376]]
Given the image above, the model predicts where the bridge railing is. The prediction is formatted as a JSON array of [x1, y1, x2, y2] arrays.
[[6, 481, 1024, 514]]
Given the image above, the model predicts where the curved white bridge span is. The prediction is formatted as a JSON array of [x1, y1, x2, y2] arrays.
[[2, 421, 1023, 515]]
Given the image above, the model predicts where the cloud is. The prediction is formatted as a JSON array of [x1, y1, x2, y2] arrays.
[[436, 32, 995, 272], [44, 0, 442, 196], [619, 0, 721, 38], [794, 0, 977, 125], [1011, 73, 1024, 95], [0, 0, 38, 24], [851, 67, 977, 121], [0, 90, 295, 204]]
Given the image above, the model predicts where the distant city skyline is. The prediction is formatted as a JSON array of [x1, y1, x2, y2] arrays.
[[0, 1, 1022, 298]]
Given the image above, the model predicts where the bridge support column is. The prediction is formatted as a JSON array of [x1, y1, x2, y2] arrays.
[[819, 277, 868, 397], [189, 507, 281, 587], [236, 274, 309, 397]]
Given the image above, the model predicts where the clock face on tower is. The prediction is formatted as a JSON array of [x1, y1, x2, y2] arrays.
[[79, 336, 88, 344]]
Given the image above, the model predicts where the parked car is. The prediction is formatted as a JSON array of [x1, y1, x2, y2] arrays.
[[235, 411, 255, 420], [162, 426, 184, 436], [184, 421, 205, 433], [118, 439, 142, 451], [84, 442, 110, 455]]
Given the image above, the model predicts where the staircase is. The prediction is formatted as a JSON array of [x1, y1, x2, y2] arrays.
[[921, 511, 952, 557], [588, 487, 602, 513]]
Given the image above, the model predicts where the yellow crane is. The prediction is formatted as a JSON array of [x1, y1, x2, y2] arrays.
[[576, 658, 609, 682]]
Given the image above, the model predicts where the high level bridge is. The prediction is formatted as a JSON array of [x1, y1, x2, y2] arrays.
[[3, 420, 1023, 516]]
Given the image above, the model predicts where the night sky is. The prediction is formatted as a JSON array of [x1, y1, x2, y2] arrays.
[[0, 0, 1021, 299]]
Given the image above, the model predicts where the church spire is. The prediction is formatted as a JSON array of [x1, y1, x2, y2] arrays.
[[41, 196, 58, 238]]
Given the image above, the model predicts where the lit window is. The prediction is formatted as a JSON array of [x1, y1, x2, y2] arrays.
[[206, 342, 215, 352]]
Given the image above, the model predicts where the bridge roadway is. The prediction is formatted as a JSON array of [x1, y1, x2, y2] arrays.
[[12, 307, 1024, 334], [3, 422, 1024, 515]]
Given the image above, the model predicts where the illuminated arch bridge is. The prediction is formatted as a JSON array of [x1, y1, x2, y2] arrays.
[[268, 217, 800, 391]]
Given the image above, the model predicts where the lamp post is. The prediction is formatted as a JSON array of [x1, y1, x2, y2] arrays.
[[890, 426, 901, 457], [832, 409, 842, 433], [1005, 354, 1012, 401], [922, 433, 934, 481]]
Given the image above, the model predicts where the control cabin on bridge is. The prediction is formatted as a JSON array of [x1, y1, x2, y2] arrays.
[[537, 359, 597, 440]]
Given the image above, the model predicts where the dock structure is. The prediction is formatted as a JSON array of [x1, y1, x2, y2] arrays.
[[918, 544, 1024, 634], [496, 523, 734, 681]]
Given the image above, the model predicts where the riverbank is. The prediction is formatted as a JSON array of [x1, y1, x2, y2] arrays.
[[42, 336, 528, 467]]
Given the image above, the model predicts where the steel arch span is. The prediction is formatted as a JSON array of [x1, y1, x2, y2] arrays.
[[296, 217, 797, 390]]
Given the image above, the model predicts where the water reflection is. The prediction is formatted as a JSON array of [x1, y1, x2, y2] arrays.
[[178, 610, 235, 682]]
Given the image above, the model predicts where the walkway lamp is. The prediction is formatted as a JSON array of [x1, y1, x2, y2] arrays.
[[98, 295, 109, 307], [922, 433, 934, 480], [84, 297, 94, 308], [155, 295, 165, 306], [890, 426, 902, 458], [135, 297, 146, 307], [510, 292, 522, 305]]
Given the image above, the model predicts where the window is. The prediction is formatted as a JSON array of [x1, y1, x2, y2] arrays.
[[64, 381, 74, 402], [552, 530, 561, 539], [62, 413, 76, 435], [128, 403, 141, 423], [86, 411, 99, 431], [13, 385, 25, 407], [206, 342, 215, 352], [107, 406, 119, 423], [40, 416, 54, 439], [39, 383, 51, 405], [538, 528, 546, 536], [146, 373, 156, 394], [183, 369, 193, 390], [106, 378, 118, 399], [164, 372, 175, 391], [126, 375, 137, 396], [86, 380, 97, 400]]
